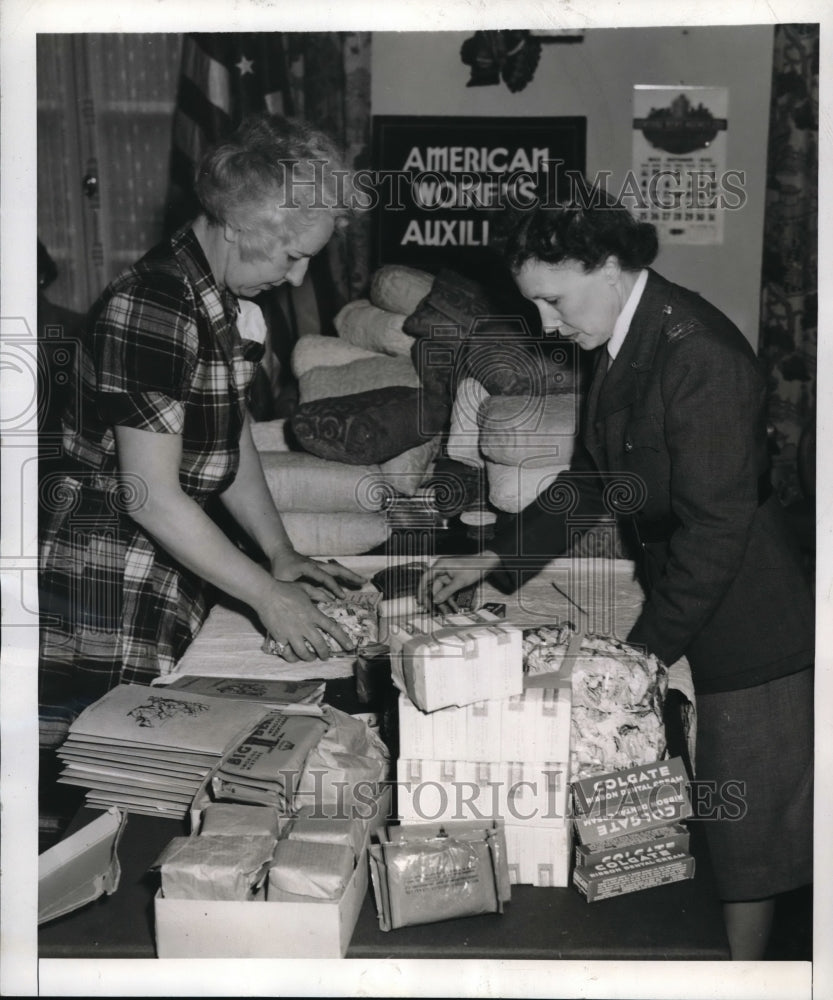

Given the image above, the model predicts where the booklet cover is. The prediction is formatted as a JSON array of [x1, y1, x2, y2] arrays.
[[65, 684, 271, 754]]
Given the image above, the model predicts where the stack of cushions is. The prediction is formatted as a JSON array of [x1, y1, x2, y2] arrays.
[[252, 262, 581, 553], [447, 337, 580, 513], [250, 265, 443, 555], [289, 266, 495, 468]]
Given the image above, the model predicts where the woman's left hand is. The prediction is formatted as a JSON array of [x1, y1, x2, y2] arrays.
[[270, 552, 367, 602]]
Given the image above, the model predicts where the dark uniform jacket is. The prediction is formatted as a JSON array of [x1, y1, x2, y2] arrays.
[[489, 269, 814, 694]]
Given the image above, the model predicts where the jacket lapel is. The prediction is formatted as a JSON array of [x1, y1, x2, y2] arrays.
[[595, 269, 671, 420], [582, 270, 674, 466]]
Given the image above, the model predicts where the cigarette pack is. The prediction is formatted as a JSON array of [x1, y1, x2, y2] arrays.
[[572, 849, 696, 902], [571, 757, 692, 844], [396, 758, 569, 826], [388, 616, 523, 712], [574, 822, 690, 869], [504, 822, 573, 887], [397, 682, 570, 763]]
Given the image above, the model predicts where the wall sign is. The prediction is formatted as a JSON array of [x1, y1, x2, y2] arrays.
[[370, 115, 586, 275], [631, 86, 731, 245]]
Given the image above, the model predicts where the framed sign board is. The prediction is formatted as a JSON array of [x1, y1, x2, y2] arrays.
[[370, 115, 586, 278]]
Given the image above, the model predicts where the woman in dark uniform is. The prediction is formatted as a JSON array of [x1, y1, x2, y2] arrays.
[[421, 198, 814, 959]]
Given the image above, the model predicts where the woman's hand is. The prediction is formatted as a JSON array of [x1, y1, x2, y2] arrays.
[[254, 578, 354, 662], [270, 552, 367, 602], [418, 552, 502, 608]]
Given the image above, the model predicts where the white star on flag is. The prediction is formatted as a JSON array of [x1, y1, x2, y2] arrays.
[[236, 55, 254, 76]]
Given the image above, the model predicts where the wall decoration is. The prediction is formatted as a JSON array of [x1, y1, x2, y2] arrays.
[[459, 29, 585, 93], [631, 86, 730, 245]]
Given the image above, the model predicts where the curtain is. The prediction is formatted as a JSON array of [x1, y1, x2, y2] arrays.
[[757, 23, 818, 507]]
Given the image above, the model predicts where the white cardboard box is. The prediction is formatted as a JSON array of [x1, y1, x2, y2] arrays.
[[154, 848, 368, 958], [396, 758, 570, 826], [398, 684, 571, 763], [155, 786, 392, 958]]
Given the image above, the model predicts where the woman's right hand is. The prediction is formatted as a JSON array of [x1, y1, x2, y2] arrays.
[[254, 579, 352, 662], [418, 552, 502, 609]]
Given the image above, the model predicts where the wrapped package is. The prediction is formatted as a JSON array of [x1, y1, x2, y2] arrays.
[[263, 590, 381, 658], [152, 834, 275, 901], [523, 626, 669, 780], [383, 820, 511, 903], [294, 706, 390, 809], [211, 711, 328, 810], [198, 803, 283, 840], [287, 814, 367, 860], [388, 615, 523, 712], [369, 828, 504, 931], [267, 839, 355, 900]]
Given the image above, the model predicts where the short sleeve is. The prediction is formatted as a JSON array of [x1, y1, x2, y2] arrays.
[[93, 278, 198, 433]]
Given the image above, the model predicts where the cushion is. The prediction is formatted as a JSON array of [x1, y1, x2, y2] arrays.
[[446, 377, 489, 469], [370, 264, 436, 315], [280, 512, 390, 556], [378, 434, 442, 495], [461, 336, 578, 397], [298, 355, 421, 404], [405, 269, 501, 403], [479, 393, 578, 465], [249, 418, 293, 453], [334, 299, 415, 357], [291, 386, 449, 466], [291, 334, 379, 379], [258, 451, 388, 513], [486, 457, 570, 513]]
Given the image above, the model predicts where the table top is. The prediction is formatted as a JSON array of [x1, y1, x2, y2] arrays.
[[39, 556, 717, 961], [38, 804, 729, 961], [170, 556, 655, 683]]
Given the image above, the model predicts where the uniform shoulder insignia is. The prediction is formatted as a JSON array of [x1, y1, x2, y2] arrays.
[[665, 317, 705, 342]]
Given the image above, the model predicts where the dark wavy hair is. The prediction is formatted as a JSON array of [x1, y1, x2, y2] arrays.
[[195, 113, 352, 261], [497, 191, 659, 274]]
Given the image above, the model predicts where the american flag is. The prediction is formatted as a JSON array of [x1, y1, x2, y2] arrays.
[[170, 32, 293, 219], [167, 33, 342, 419]]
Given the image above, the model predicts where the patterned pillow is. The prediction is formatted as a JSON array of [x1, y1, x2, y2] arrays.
[[291, 386, 449, 466]]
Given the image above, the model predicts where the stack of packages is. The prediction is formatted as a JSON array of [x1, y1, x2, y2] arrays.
[[153, 707, 386, 905], [527, 625, 695, 902], [388, 608, 575, 888], [152, 702, 392, 957]]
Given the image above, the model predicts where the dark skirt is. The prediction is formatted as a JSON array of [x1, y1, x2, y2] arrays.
[[694, 667, 814, 901]]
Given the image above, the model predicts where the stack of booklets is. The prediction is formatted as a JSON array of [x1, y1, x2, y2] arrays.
[[57, 684, 274, 818], [570, 757, 695, 901]]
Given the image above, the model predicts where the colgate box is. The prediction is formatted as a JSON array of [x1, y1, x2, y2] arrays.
[[571, 757, 692, 845], [574, 822, 690, 869], [388, 613, 523, 713], [573, 849, 696, 902]]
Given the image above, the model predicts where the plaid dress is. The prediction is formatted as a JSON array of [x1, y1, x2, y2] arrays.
[[39, 227, 262, 749]]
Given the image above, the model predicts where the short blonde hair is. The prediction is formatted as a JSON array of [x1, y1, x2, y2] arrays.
[[195, 113, 353, 261]]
